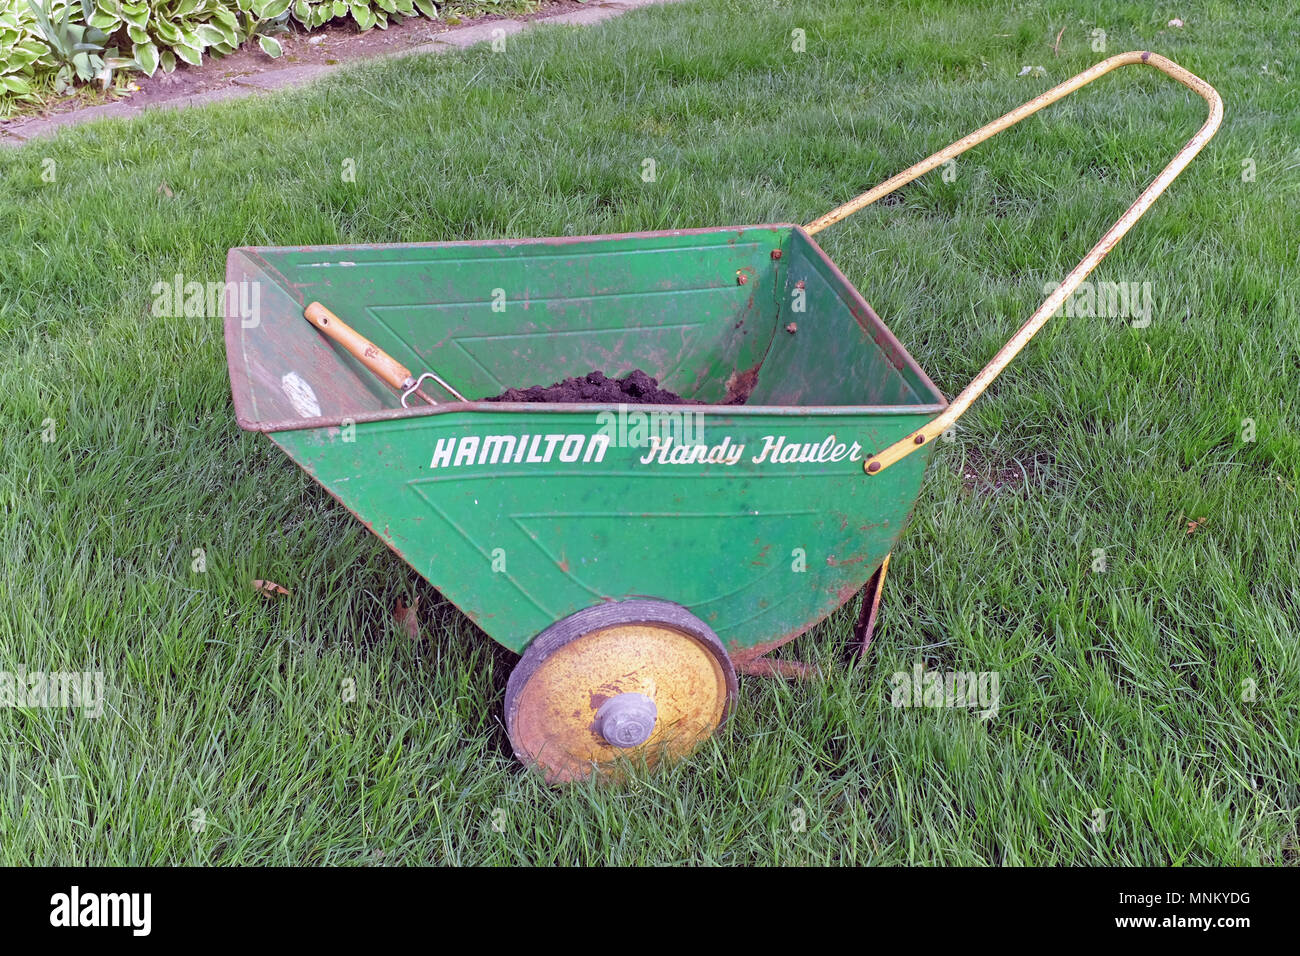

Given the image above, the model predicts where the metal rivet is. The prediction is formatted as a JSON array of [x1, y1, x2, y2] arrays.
[[913, 434, 925, 444], [866, 460, 881, 473], [770, 249, 783, 260]]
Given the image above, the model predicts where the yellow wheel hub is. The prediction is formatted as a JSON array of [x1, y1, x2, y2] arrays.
[[505, 602, 737, 785]]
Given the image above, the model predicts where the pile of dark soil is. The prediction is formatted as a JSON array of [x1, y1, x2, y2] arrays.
[[486, 370, 704, 405]]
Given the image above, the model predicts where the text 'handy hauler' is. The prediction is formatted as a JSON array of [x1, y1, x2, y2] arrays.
[[427, 432, 866, 469]]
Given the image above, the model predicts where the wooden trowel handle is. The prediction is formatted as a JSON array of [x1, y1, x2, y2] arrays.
[[304, 302, 413, 389]]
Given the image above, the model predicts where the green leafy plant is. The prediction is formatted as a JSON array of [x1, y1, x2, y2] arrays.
[[0, 3, 51, 103], [235, 1, 292, 60], [80, 0, 437, 75], [88, 0, 260, 75], [288, 0, 434, 35], [25, 0, 108, 90], [0, 0, 510, 114]]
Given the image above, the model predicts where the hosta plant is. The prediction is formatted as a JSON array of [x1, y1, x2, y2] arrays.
[[87, 0, 291, 74], [24, 0, 111, 91], [0, 0, 468, 113], [289, 0, 436, 34], [0, 1, 51, 103], [84, 0, 439, 74]]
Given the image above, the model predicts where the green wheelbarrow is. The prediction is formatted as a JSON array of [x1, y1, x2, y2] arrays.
[[224, 53, 1220, 783]]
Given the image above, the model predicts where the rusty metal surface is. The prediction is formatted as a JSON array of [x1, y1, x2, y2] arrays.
[[233, 221, 945, 657], [853, 553, 891, 656], [504, 600, 737, 784], [731, 554, 891, 679], [734, 657, 818, 680], [271, 407, 936, 656], [780, 228, 944, 405], [224, 224, 947, 434]]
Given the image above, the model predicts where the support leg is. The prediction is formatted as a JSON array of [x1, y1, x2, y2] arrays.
[[852, 553, 891, 657]]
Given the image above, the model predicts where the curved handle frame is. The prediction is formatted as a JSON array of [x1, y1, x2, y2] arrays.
[[805, 51, 1223, 475]]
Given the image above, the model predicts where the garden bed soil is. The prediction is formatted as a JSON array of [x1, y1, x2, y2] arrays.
[[1, 1, 588, 125], [486, 369, 754, 408], [486, 370, 710, 405]]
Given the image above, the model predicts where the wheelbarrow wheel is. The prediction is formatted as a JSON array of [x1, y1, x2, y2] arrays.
[[504, 599, 738, 785]]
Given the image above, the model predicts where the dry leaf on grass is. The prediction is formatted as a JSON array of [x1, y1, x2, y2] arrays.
[[395, 597, 420, 640], [252, 579, 290, 597], [1186, 516, 1208, 535]]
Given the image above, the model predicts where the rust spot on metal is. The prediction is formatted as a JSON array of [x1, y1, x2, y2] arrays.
[[729, 632, 797, 664], [735, 657, 817, 680], [723, 362, 761, 404], [736, 272, 749, 285], [794, 279, 806, 290], [785, 322, 798, 334], [726, 568, 883, 669], [867, 324, 909, 374]]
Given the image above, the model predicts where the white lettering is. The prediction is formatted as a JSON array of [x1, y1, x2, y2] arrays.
[[430, 438, 454, 468], [50, 886, 151, 936], [453, 437, 480, 467], [559, 435, 584, 462]]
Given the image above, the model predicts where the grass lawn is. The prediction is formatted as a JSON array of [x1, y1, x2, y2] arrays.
[[1, 0, 1297, 865]]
